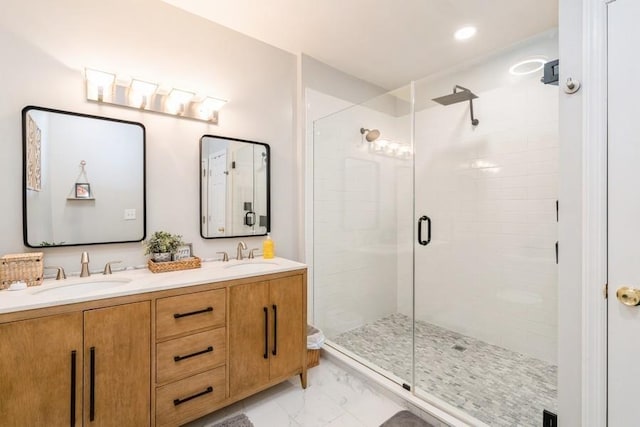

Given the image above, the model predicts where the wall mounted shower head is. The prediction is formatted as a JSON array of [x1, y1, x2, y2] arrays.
[[360, 128, 381, 142]]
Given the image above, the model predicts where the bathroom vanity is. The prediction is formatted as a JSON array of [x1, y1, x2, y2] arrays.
[[0, 258, 307, 426]]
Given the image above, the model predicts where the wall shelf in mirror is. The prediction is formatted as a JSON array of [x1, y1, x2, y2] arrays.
[[22, 106, 146, 248], [200, 135, 270, 239]]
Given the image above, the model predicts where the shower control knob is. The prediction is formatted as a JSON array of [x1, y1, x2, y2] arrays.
[[616, 286, 640, 306]]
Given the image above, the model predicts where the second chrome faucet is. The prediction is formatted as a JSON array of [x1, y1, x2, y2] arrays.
[[236, 241, 247, 260], [80, 251, 91, 277]]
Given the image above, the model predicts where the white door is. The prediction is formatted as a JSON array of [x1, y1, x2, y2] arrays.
[[608, 1, 640, 425]]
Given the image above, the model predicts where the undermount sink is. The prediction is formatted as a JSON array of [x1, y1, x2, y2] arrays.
[[30, 277, 131, 298], [223, 260, 280, 274]]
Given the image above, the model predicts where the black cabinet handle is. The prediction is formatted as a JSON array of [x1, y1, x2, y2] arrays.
[[272, 304, 278, 356], [173, 386, 213, 406], [89, 347, 95, 422], [70, 350, 76, 427], [173, 306, 213, 319], [555, 241, 559, 264], [263, 307, 269, 359], [174, 346, 214, 362], [418, 215, 431, 246]]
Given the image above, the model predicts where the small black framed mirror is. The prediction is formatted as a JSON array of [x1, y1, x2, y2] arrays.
[[200, 135, 270, 239], [22, 106, 146, 247]]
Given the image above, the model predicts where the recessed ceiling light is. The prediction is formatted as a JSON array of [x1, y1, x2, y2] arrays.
[[454, 26, 477, 41], [509, 58, 547, 76]]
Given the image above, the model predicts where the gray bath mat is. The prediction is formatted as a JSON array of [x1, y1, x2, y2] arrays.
[[380, 410, 433, 427], [211, 414, 254, 427]]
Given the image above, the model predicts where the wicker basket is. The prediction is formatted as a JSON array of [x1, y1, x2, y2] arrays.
[[148, 256, 201, 273], [0, 252, 44, 289], [307, 349, 320, 369]]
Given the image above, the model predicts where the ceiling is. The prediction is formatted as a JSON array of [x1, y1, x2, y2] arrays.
[[162, 0, 558, 90]]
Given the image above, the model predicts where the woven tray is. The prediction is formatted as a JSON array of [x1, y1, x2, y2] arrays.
[[0, 252, 44, 289], [148, 256, 201, 273]]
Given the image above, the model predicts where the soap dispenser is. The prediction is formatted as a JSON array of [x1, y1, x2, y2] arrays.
[[263, 234, 275, 259]]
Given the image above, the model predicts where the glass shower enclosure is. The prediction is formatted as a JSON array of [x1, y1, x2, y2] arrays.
[[311, 31, 558, 427]]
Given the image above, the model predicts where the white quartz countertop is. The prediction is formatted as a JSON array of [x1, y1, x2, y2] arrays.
[[0, 257, 306, 315]]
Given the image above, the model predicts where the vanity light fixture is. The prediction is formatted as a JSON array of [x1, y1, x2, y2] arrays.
[[84, 67, 227, 124], [167, 89, 195, 115], [130, 79, 158, 109], [85, 69, 115, 102]]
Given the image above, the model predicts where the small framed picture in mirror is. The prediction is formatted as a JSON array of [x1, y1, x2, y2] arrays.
[[173, 243, 193, 261], [75, 183, 91, 198]]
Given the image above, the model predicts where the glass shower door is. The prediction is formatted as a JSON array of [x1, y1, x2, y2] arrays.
[[411, 32, 559, 426]]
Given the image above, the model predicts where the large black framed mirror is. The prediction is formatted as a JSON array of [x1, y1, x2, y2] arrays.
[[200, 135, 270, 239], [22, 106, 146, 247]]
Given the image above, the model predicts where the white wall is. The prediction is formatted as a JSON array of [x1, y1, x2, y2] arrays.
[[0, 0, 297, 274]]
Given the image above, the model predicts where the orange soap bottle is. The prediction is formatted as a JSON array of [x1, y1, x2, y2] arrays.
[[263, 234, 275, 259]]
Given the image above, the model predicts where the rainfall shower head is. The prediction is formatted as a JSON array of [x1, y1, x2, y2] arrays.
[[432, 85, 480, 126], [432, 88, 478, 105], [360, 128, 380, 142]]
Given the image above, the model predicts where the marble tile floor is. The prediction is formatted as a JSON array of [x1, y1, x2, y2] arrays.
[[333, 313, 557, 427], [185, 358, 430, 427]]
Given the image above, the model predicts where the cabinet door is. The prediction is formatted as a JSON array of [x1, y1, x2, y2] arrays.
[[0, 312, 83, 426], [84, 302, 151, 426], [229, 281, 270, 397], [269, 275, 305, 379]]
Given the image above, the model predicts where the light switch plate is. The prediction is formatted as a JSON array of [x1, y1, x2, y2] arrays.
[[124, 209, 136, 220]]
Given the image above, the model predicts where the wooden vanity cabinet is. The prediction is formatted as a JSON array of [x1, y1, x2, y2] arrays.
[[83, 301, 151, 426], [155, 289, 227, 427], [0, 312, 83, 426], [0, 301, 150, 427], [229, 275, 306, 398], [0, 266, 306, 427]]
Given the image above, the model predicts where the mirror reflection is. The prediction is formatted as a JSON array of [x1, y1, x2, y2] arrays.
[[23, 106, 146, 247], [200, 135, 270, 238]]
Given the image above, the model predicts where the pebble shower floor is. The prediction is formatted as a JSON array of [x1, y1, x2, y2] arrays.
[[334, 313, 557, 426]]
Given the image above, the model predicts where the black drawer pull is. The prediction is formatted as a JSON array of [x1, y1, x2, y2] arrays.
[[173, 306, 213, 319], [173, 386, 213, 406], [174, 346, 214, 362], [272, 304, 278, 356], [263, 307, 269, 359], [89, 347, 96, 421], [70, 350, 77, 427]]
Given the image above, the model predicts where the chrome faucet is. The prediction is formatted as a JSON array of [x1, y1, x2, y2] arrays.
[[236, 241, 247, 260], [80, 252, 90, 277], [103, 261, 122, 275]]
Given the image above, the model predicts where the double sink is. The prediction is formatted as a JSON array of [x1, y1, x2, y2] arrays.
[[25, 259, 282, 299]]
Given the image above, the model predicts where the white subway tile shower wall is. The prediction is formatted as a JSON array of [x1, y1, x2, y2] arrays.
[[313, 98, 412, 339], [408, 76, 558, 364]]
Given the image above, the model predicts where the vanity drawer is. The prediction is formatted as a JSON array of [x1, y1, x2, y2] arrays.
[[156, 367, 226, 427], [157, 289, 225, 339], [157, 328, 226, 384]]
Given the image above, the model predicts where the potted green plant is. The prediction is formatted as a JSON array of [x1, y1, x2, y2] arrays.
[[144, 231, 183, 262]]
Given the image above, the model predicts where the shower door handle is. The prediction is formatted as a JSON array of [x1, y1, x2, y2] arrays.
[[418, 215, 431, 246]]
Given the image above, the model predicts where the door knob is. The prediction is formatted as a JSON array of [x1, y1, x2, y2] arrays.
[[616, 286, 640, 306]]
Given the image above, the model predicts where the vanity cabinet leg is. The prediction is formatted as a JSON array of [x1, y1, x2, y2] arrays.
[[299, 369, 308, 389]]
